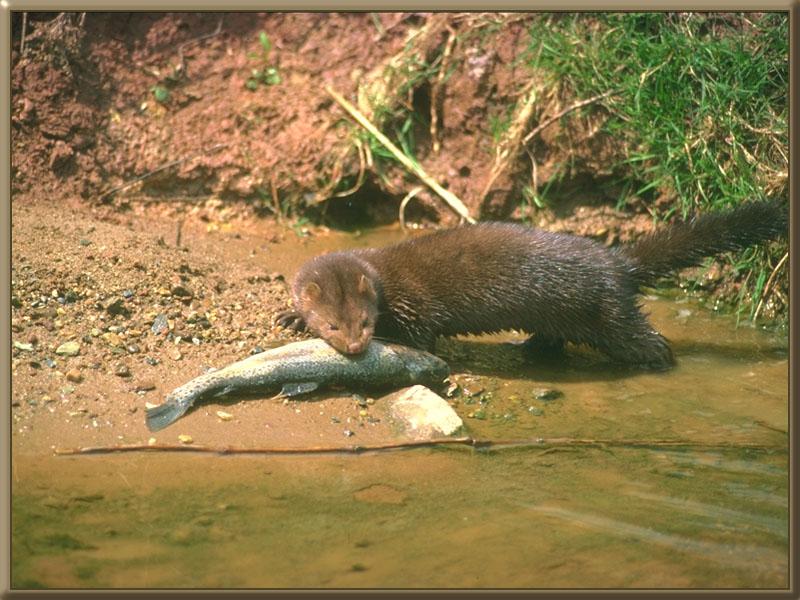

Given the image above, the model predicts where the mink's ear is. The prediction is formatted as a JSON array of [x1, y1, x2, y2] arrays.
[[301, 282, 322, 302], [358, 274, 376, 301]]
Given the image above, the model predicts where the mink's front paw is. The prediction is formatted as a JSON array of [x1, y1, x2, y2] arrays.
[[275, 310, 307, 332]]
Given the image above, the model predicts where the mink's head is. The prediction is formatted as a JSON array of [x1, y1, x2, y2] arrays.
[[292, 253, 380, 355]]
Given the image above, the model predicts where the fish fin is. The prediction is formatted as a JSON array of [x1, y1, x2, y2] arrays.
[[278, 382, 319, 398], [145, 401, 190, 432], [212, 385, 236, 398]]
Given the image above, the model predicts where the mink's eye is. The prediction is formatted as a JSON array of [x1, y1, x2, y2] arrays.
[[361, 318, 369, 328], [328, 323, 339, 331]]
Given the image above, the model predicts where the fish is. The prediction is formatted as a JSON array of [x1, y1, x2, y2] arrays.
[[145, 338, 450, 432]]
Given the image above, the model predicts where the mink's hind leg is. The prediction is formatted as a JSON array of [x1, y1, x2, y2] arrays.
[[595, 316, 675, 370]]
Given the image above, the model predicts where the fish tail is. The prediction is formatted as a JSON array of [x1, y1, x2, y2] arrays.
[[145, 400, 190, 432]]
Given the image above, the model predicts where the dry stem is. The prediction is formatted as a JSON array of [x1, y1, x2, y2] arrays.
[[521, 89, 618, 147], [327, 85, 475, 223], [752, 251, 789, 322], [54, 436, 784, 456]]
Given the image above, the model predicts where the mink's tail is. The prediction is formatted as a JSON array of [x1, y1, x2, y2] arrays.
[[623, 199, 788, 288]]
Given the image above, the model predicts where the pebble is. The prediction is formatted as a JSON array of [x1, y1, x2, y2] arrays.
[[126, 344, 140, 354], [14, 341, 34, 352], [114, 364, 131, 378], [106, 298, 127, 316], [532, 388, 563, 402], [79, 238, 92, 246], [528, 406, 544, 416], [65, 368, 83, 383], [171, 285, 193, 298], [343, 429, 355, 437], [135, 380, 156, 392], [216, 410, 233, 421], [44, 358, 56, 368], [102, 332, 123, 347], [55, 341, 80, 356], [122, 289, 134, 299], [148, 437, 157, 446], [151, 313, 169, 335], [178, 434, 193, 444]]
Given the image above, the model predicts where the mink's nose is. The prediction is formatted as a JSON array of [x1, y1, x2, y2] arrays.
[[346, 341, 365, 354]]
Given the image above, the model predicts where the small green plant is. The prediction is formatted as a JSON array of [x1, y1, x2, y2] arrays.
[[291, 216, 311, 237], [488, 107, 513, 143], [150, 85, 170, 104], [245, 31, 281, 90]]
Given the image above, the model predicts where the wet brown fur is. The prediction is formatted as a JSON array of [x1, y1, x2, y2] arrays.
[[278, 200, 787, 370]]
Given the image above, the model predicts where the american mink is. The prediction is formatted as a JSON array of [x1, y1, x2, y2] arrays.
[[277, 200, 787, 370]]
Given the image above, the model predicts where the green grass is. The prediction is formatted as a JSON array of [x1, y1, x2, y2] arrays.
[[523, 12, 788, 322], [525, 13, 787, 213]]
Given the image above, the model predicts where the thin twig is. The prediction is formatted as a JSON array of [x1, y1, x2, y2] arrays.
[[326, 85, 475, 224], [479, 78, 540, 202], [755, 420, 787, 435], [521, 89, 618, 146], [176, 16, 224, 76], [752, 251, 788, 322], [524, 145, 539, 211], [20, 12, 28, 55], [54, 436, 785, 456], [99, 143, 229, 202], [399, 186, 425, 230], [431, 27, 457, 154], [332, 138, 367, 198], [175, 218, 184, 248], [270, 172, 283, 223]]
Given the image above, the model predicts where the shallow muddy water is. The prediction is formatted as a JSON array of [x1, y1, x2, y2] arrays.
[[12, 441, 787, 588], [11, 218, 788, 589], [12, 303, 788, 589]]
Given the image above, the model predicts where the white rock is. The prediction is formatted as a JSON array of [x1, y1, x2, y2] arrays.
[[385, 385, 463, 439]]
